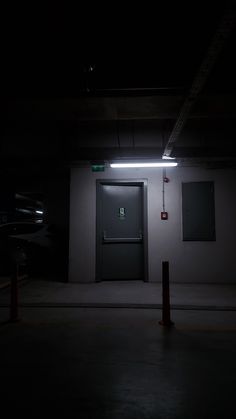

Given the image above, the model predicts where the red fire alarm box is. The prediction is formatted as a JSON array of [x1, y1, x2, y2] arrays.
[[161, 211, 168, 220]]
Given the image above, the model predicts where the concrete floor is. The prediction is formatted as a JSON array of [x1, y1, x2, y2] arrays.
[[1, 279, 236, 309], [1, 281, 236, 418]]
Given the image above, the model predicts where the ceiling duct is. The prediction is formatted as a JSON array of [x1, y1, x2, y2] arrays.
[[163, 3, 236, 158]]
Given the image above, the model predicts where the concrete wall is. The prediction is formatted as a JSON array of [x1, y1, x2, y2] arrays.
[[69, 166, 236, 283]]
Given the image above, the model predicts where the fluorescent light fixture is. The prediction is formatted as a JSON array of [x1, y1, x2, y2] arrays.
[[110, 162, 178, 168], [35, 210, 44, 214]]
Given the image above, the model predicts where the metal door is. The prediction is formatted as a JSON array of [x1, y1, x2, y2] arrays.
[[96, 181, 147, 281]]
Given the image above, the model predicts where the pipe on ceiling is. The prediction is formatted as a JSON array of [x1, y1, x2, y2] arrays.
[[163, 4, 236, 158]]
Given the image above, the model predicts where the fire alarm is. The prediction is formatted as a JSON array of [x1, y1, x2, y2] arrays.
[[161, 211, 168, 220]]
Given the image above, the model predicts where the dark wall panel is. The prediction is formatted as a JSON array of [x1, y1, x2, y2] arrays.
[[182, 181, 216, 241]]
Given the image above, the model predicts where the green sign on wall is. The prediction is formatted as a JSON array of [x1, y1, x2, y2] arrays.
[[91, 165, 105, 172]]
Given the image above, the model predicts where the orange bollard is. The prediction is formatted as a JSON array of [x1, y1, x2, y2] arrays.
[[10, 263, 19, 322], [159, 261, 174, 327]]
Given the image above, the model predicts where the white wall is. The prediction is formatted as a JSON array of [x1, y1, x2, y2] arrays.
[[69, 166, 236, 283]]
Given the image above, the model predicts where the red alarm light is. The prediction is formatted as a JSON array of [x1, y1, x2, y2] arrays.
[[161, 211, 168, 220]]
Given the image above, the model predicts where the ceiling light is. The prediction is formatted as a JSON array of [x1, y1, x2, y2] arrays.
[[110, 162, 178, 168]]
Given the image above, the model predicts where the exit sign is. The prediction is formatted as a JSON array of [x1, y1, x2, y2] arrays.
[[91, 165, 105, 172]]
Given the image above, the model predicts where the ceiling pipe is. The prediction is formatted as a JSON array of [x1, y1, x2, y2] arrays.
[[163, 4, 236, 158]]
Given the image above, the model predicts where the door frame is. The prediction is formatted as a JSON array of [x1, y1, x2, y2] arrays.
[[96, 179, 148, 282]]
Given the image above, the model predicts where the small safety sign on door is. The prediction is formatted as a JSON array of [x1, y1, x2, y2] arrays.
[[118, 207, 126, 219]]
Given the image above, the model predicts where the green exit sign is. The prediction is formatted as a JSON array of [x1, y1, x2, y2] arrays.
[[91, 164, 105, 172]]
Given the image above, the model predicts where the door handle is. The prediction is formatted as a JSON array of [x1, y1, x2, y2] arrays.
[[103, 231, 143, 243]]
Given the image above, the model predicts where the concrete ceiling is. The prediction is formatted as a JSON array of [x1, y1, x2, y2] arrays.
[[1, 1, 236, 171]]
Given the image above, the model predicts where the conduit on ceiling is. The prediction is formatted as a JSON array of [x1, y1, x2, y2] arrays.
[[163, 4, 236, 158]]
